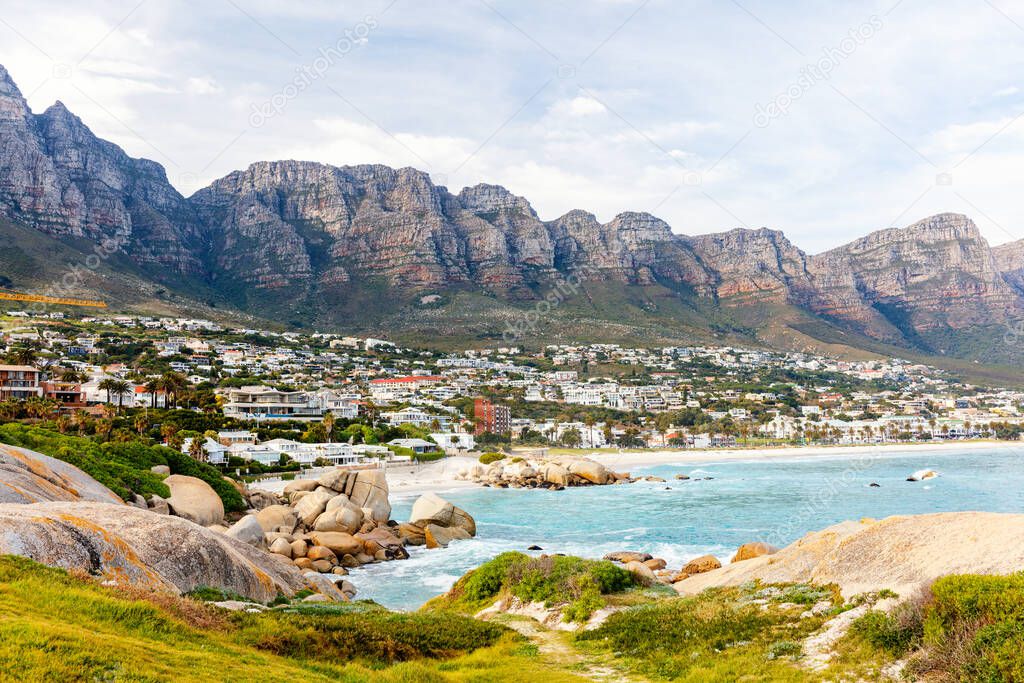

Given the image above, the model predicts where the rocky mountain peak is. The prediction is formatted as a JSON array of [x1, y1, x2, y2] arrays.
[[457, 183, 537, 218]]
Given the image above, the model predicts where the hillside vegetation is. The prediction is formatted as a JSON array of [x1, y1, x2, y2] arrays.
[[0, 555, 580, 682]]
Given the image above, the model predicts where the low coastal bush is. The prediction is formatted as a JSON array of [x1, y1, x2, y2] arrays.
[[0, 423, 244, 511], [576, 586, 831, 680], [234, 603, 509, 662], [431, 551, 635, 622], [478, 452, 505, 465], [0, 555, 556, 682]]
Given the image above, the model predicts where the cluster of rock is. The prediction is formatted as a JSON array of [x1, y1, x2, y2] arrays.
[[0, 445, 346, 602], [219, 472, 479, 590], [457, 456, 631, 489], [605, 542, 778, 586]]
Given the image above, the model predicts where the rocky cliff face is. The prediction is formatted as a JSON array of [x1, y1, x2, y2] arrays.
[[807, 214, 1020, 337], [687, 228, 814, 303], [0, 64, 1022, 359], [993, 238, 1024, 295], [0, 65, 203, 273]]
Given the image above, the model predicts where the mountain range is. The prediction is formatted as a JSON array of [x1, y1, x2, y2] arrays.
[[1, 63, 1023, 370]]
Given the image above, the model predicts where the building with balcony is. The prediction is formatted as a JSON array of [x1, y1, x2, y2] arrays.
[[0, 365, 41, 401]]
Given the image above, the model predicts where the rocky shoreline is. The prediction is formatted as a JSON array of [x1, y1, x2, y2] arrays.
[[456, 455, 634, 489], [0, 444, 476, 604]]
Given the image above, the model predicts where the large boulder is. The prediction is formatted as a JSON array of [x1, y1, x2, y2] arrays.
[[0, 501, 342, 601], [542, 463, 569, 487], [625, 560, 656, 585], [424, 524, 471, 549], [348, 470, 391, 523], [255, 505, 298, 533], [567, 459, 611, 485], [409, 493, 476, 536], [293, 488, 335, 528], [0, 444, 124, 504], [675, 513, 1024, 599], [604, 551, 652, 564], [313, 504, 363, 534], [317, 468, 351, 492], [731, 542, 778, 563], [225, 514, 265, 548], [682, 554, 722, 575], [308, 531, 363, 556], [283, 479, 318, 497], [164, 475, 224, 527]]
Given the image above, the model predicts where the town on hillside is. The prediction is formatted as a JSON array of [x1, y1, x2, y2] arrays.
[[1, 309, 1022, 480]]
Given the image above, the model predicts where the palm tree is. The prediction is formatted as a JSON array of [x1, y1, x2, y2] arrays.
[[59, 367, 86, 384], [188, 437, 206, 462], [110, 379, 132, 410], [160, 423, 179, 444], [0, 400, 21, 422], [584, 414, 597, 448], [161, 372, 187, 408], [8, 341, 40, 366], [55, 414, 71, 434], [95, 418, 114, 442], [134, 413, 150, 436], [145, 379, 161, 409], [97, 378, 118, 405], [322, 411, 335, 443], [73, 408, 89, 435]]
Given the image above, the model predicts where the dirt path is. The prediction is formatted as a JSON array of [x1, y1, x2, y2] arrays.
[[496, 614, 642, 681]]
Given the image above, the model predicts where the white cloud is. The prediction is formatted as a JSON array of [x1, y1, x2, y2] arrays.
[[185, 76, 223, 95], [549, 95, 607, 118], [4, 0, 1024, 251]]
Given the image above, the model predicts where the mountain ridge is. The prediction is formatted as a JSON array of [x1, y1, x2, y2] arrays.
[[1, 64, 1022, 365]]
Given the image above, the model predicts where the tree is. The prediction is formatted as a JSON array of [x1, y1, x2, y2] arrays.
[[95, 418, 114, 442], [161, 372, 188, 408], [188, 437, 207, 462], [55, 414, 72, 434], [134, 413, 150, 435], [0, 400, 22, 421], [97, 378, 118, 405], [145, 379, 161, 409], [7, 341, 40, 366], [73, 408, 90, 436], [322, 411, 335, 443], [110, 379, 132, 410], [560, 428, 582, 447], [160, 423, 179, 446]]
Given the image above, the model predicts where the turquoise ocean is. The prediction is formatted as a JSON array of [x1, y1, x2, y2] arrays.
[[348, 447, 1024, 610]]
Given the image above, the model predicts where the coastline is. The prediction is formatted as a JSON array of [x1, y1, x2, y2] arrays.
[[252, 441, 1023, 498], [584, 439, 1024, 469]]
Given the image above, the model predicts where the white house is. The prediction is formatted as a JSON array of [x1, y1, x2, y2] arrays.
[[429, 432, 476, 454], [181, 437, 228, 465]]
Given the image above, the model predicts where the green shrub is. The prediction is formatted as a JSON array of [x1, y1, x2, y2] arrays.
[[232, 604, 509, 663], [435, 551, 635, 622], [852, 610, 922, 656], [478, 452, 505, 465]]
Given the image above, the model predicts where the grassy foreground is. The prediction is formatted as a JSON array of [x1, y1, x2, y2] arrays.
[[5, 547, 1024, 682], [0, 555, 582, 682]]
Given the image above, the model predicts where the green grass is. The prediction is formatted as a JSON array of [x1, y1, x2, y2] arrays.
[[425, 552, 636, 623], [0, 555, 583, 682], [574, 584, 839, 681]]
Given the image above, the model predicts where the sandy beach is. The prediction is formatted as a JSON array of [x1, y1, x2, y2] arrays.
[[584, 439, 1024, 470], [251, 441, 1023, 498]]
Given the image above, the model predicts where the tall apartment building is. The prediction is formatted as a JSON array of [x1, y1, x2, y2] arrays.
[[474, 397, 510, 435]]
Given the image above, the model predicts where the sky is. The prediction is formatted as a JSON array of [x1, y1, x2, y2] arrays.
[[2, 0, 1024, 252]]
